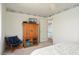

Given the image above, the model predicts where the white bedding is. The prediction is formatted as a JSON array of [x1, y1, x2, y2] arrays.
[[31, 43, 79, 55], [54, 43, 79, 55], [31, 45, 60, 55]]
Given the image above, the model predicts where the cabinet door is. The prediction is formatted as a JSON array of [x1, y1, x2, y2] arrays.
[[25, 24, 31, 38], [29, 24, 35, 38], [33, 24, 38, 38], [23, 23, 27, 39]]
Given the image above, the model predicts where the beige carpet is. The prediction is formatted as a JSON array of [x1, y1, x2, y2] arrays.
[[4, 39, 53, 55]]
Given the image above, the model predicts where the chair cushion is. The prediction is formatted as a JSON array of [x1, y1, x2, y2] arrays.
[[7, 36, 22, 45]]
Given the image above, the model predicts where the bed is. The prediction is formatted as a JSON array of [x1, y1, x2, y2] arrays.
[[30, 42, 79, 55]]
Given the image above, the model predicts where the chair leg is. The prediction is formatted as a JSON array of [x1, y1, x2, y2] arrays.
[[17, 43, 23, 49], [10, 45, 16, 52]]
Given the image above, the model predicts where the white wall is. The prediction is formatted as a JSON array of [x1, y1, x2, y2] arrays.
[[52, 6, 79, 44], [1, 4, 6, 54], [0, 3, 2, 55], [40, 18, 48, 42], [6, 11, 48, 42]]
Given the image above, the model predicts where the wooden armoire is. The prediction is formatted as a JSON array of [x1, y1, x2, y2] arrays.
[[23, 22, 39, 48]]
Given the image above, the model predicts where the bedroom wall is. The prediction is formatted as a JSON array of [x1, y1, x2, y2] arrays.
[[6, 11, 48, 42], [52, 6, 79, 44], [0, 3, 2, 55], [1, 4, 6, 54]]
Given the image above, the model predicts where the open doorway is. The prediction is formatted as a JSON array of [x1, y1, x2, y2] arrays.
[[48, 19, 53, 42]]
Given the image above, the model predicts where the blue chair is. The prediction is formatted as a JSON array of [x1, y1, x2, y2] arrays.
[[5, 36, 22, 50]]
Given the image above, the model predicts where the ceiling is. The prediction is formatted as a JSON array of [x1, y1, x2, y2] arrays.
[[5, 3, 79, 17]]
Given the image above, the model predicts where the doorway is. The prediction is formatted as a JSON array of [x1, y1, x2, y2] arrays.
[[48, 19, 53, 40]]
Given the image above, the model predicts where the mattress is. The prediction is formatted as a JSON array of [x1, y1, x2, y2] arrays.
[[31, 42, 79, 55], [54, 42, 79, 55], [30, 45, 60, 55]]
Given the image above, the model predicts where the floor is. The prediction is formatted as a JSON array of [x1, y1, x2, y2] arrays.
[[3, 39, 53, 55]]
